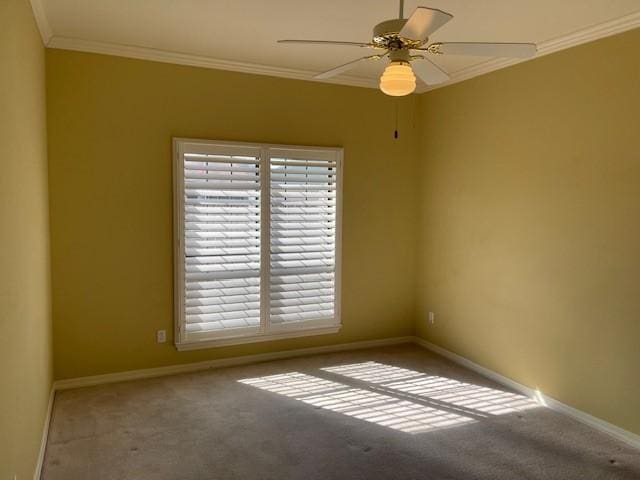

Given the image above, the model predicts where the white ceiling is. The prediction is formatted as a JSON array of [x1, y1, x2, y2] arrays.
[[35, 0, 640, 90]]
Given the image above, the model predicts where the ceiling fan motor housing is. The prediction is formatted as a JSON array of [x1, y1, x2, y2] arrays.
[[372, 19, 424, 50]]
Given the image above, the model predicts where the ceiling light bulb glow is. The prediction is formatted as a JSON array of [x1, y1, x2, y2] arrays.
[[379, 61, 416, 96]]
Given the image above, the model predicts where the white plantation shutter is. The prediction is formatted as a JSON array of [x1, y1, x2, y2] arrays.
[[269, 150, 338, 326], [174, 140, 342, 348]]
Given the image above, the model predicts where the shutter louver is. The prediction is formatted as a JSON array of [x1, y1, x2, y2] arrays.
[[269, 155, 338, 325], [182, 152, 261, 334]]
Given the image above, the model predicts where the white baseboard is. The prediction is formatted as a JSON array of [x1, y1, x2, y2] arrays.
[[34, 387, 55, 480], [538, 390, 640, 450], [414, 337, 640, 450], [53, 336, 414, 390], [414, 338, 541, 400]]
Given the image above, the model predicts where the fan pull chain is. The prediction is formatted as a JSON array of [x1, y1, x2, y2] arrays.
[[394, 100, 399, 139]]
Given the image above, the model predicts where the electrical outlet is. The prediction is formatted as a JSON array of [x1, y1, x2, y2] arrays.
[[428, 312, 435, 324], [156, 330, 166, 343]]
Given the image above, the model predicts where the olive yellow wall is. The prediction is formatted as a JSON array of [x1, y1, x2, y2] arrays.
[[46, 49, 419, 380], [0, 0, 53, 477], [416, 29, 640, 435]]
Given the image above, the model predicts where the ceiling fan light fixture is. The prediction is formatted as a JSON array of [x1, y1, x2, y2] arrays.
[[379, 61, 416, 97]]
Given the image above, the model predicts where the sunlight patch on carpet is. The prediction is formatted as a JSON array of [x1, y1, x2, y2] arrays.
[[323, 362, 539, 415], [239, 372, 475, 434]]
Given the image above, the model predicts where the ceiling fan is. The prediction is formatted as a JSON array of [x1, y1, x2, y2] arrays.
[[278, 0, 537, 96]]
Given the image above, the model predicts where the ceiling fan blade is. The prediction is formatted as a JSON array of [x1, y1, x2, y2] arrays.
[[411, 58, 450, 85], [314, 56, 380, 80], [278, 40, 377, 48], [400, 7, 453, 41], [435, 42, 537, 58]]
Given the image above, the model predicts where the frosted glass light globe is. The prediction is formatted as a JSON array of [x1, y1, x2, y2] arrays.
[[379, 61, 416, 96]]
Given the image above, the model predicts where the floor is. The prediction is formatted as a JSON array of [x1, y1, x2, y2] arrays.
[[42, 345, 640, 479]]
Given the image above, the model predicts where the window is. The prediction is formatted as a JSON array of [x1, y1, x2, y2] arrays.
[[173, 139, 342, 350]]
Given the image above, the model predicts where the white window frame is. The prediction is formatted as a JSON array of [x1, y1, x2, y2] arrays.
[[173, 138, 343, 351]]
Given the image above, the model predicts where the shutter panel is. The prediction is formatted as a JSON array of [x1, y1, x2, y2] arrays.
[[182, 151, 261, 334], [175, 140, 341, 347], [269, 153, 339, 326]]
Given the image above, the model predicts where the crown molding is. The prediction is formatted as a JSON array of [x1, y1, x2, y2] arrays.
[[46, 36, 379, 90], [29, 0, 53, 45], [42, 8, 640, 93], [418, 9, 640, 93]]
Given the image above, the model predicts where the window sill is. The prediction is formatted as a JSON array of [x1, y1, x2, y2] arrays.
[[175, 324, 341, 351]]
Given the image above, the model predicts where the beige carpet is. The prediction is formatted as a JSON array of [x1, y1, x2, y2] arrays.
[[42, 345, 640, 479]]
